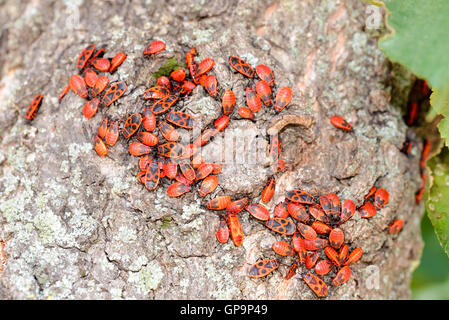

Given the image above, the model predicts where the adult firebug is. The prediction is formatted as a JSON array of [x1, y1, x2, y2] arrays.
[[76, 44, 95, 70], [86, 47, 105, 67], [166, 111, 194, 129], [265, 218, 296, 235], [309, 204, 330, 223], [145, 161, 160, 191], [122, 113, 142, 139], [151, 94, 178, 115], [24, 94, 44, 120], [228, 56, 254, 78], [303, 272, 328, 297], [320, 193, 341, 220], [285, 263, 298, 280], [158, 142, 184, 158], [285, 189, 314, 204], [102, 81, 127, 107], [179, 159, 196, 182], [248, 259, 279, 278], [142, 86, 169, 100]]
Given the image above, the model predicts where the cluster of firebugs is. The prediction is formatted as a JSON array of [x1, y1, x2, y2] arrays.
[[401, 79, 432, 204], [23, 40, 415, 298]]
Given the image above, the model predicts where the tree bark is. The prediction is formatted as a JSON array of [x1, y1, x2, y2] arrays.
[[0, 0, 423, 299]]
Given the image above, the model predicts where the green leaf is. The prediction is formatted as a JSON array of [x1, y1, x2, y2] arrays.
[[427, 147, 449, 258], [361, 0, 383, 6], [152, 58, 185, 80], [379, 0, 449, 144]]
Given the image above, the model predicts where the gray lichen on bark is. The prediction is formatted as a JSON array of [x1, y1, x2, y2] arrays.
[[0, 0, 423, 299]]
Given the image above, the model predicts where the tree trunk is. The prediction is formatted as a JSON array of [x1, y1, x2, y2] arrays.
[[0, 0, 423, 299]]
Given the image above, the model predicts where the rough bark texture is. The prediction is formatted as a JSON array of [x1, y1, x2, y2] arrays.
[[0, 0, 424, 299]]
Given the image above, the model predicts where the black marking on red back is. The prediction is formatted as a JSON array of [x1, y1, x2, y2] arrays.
[[151, 94, 178, 114], [103, 81, 127, 106], [166, 111, 194, 129], [77, 44, 95, 70], [123, 113, 142, 138], [145, 161, 160, 190], [286, 190, 314, 204], [25, 94, 44, 120], [229, 56, 254, 78]]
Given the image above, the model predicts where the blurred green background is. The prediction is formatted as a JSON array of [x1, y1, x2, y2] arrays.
[[411, 213, 449, 299]]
